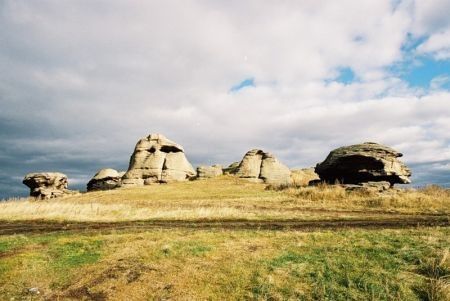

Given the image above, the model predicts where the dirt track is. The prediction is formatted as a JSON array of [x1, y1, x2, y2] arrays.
[[0, 215, 449, 235]]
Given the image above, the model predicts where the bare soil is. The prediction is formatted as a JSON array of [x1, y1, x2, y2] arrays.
[[0, 214, 448, 235]]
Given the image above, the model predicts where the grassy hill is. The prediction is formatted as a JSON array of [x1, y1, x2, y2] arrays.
[[0, 176, 449, 300]]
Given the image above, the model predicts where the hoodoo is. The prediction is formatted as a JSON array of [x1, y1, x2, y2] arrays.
[[315, 142, 411, 186], [232, 149, 292, 185], [23, 172, 77, 199], [121, 134, 196, 186], [87, 168, 124, 191]]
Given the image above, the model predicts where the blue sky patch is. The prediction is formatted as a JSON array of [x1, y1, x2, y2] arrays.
[[399, 56, 450, 90], [335, 67, 356, 85], [230, 78, 255, 92]]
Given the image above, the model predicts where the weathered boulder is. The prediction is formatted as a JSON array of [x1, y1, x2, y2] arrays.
[[291, 168, 320, 186], [23, 172, 77, 199], [315, 142, 411, 186], [233, 149, 291, 185], [223, 162, 240, 174], [343, 181, 391, 193], [87, 168, 124, 191], [197, 165, 223, 179], [122, 134, 196, 186]]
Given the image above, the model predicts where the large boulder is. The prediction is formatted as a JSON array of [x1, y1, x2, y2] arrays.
[[223, 162, 240, 175], [197, 165, 223, 179], [23, 172, 77, 199], [315, 142, 411, 186], [233, 149, 291, 185], [122, 134, 196, 186], [87, 168, 124, 191], [291, 168, 320, 186]]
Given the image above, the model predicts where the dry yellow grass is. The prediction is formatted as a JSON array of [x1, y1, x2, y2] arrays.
[[0, 176, 449, 222], [0, 176, 449, 300], [0, 227, 449, 300]]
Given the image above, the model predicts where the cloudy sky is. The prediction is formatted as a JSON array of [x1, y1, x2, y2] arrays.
[[1, 0, 450, 198]]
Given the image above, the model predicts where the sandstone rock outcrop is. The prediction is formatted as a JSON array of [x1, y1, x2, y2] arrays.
[[223, 162, 240, 174], [122, 134, 196, 186], [315, 142, 411, 186], [291, 168, 320, 186], [343, 181, 391, 193], [196, 165, 223, 179], [23, 172, 77, 199], [87, 168, 124, 191], [233, 149, 291, 185]]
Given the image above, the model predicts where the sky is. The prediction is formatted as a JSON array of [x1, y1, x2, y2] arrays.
[[1, 0, 450, 198]]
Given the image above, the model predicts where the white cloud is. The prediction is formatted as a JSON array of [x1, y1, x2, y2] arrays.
[[412, 0, 450, 34], [417, 29, 450, 59], [0, 0, 450, 197], [430, 74, 450, 89]]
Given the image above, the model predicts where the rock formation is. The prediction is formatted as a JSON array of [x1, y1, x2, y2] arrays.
[[223, 162, 240, 174], [121, 134, 196, 186], [315, 142, 411, 186], [291, 168, 320, 186], [23, 172, 77, 199], [87, 168, 124, 191], [233, 149, 291, 185], [343, 181, 391, 193], [196, 165, 223, 179]]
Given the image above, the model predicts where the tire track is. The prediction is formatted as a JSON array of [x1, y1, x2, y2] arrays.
[[0, 215, 448, 235]]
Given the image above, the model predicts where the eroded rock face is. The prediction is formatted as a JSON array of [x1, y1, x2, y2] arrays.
[[23, 172, 77, 199], [233, 149, 291, 185], [87, 168, 124, 191], [315, 142, 411, 186], [223, 162, 240, 175], [343, 181, 391, 193], [122, 134, 196, 186], [197, 165, 223, 179]]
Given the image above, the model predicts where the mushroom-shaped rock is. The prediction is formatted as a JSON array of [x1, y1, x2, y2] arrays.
[[23, 172, 76, 199], [197, 165, 223, 179], [122, 134, 196, 186], [315, 142, 411, 186], [233, 149, 291, 185], [87, 168, 124, 191]]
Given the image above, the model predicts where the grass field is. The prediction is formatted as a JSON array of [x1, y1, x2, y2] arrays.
[[0, 228, 449, 300], [1, 176, 449, 222], [0, 176, 449, 300]]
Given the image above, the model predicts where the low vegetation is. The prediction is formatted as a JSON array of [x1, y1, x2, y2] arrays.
[[0, 176, 449, 222], [0, 228, 448, 300], [0, 176, 449, 300]]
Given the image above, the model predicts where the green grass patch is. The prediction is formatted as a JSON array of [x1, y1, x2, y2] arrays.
[[49, 239, 103, 268], [255, 229, 449, 300], [162, 240, 213, 258], [0, 236, 29, 253], [0, 228, 448, 300]]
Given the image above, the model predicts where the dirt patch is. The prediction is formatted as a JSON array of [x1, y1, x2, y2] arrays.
[[61, 286, 108, 301], [49, 259, 157, 300], [0, 215, 448, 236]]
